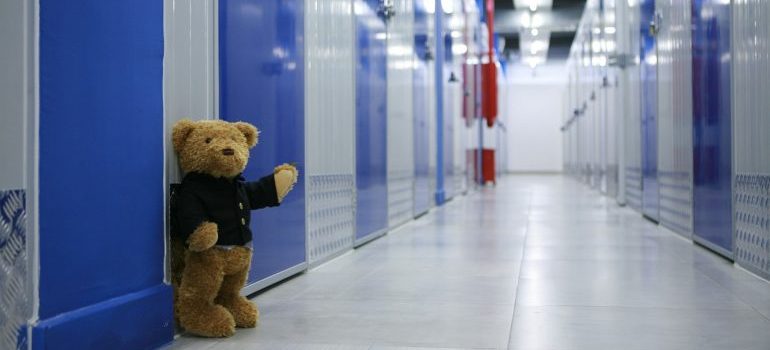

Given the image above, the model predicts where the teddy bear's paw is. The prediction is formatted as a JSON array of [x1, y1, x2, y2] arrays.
[[180, 304, 236, 338], [188, 222, 219, 252], [274, 163, 299, 181], [275, 169, 298, 203], [221, 296, 259, 328]]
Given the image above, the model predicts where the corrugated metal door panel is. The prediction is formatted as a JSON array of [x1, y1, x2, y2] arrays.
[[387, 0, 416, 228], [691, 0, 733, 257], [305, 0, 356, 265], [732, 0, 770, 278], [656, 0, 694, 237]]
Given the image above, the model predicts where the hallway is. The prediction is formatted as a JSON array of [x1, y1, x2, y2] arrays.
[[173, 175, 770, 350]]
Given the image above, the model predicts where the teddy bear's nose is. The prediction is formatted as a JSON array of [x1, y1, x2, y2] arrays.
[[222, 148, 235, 156]]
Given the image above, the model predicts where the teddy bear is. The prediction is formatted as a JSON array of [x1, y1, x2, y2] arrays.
[[169, 119, 298, 337]]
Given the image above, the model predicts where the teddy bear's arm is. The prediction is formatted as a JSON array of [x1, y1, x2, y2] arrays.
[[245, 174, 281, 210], [187, 221, 218, 252]]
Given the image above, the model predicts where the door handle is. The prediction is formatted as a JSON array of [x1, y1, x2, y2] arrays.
[[650, 11, 663, 36], [378, 0, 396, 21]]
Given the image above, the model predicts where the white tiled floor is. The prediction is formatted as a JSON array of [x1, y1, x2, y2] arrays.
[[171, 175, 770, 350]]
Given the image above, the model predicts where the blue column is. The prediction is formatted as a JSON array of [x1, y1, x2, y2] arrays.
[[35, 1, 172, 349], [434, 0, 446, 205]]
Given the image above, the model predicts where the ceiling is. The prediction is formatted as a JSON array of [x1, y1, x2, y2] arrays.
[[494, 0, 586, 65]]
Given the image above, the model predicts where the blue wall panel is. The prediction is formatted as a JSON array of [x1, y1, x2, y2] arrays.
[[37, 1, 172, 348], [691, 0, 732, 256], [433, 6, 446, 205], [355, 0, 389, 243], [413, 3, 432, 217], [219, 0, 307, 283], [640, 0, 659, 221]]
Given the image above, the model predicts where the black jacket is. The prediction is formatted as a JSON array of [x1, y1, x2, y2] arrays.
[[171, 172, 280, 246]]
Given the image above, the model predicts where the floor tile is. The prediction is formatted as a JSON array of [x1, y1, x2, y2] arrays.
[[509, 305, 770, 350]]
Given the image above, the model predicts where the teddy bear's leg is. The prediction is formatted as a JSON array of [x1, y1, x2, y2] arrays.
[[215, 247, 258, 328], [177, 249, 237, 337]]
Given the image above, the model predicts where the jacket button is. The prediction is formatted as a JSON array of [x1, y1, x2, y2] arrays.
[[241, 218, 246, 225], [239, 202, 244, 210]]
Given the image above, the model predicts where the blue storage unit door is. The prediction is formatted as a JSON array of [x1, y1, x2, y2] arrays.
[[355, 0, 389, 244], [640, 0, 659, 222], [219, 0, 307, 287], [691, 0, 732, 257], [36, 1, 173, 348], [413, 3, 432, 217]]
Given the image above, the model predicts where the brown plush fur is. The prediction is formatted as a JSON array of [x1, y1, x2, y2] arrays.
[[171, 119, 296, 338]]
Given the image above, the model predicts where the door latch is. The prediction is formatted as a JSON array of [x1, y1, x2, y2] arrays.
[[378, 0, 396, 21], [649, 11, 663, 36]]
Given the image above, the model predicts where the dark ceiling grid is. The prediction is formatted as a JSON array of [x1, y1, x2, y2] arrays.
[[493, 0, 586, 61]]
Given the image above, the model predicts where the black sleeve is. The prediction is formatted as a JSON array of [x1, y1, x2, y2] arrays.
[[245, 173, 280, 210], [172, 187, 208, 242]]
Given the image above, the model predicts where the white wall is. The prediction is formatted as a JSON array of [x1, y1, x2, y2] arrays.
[[163, 0, 218, 184], [503, 62, 566, 173]]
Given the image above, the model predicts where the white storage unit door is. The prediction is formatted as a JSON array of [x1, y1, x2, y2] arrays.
[[305, 0, 357, 266], [618, 0, 643, 211], [427, 58, 438, 204], [655, 0, 693, 238], [452, 77, 468, 194], [387, 0, 416, 228], [605, 70, 620, 198], [732, 0, 770, 280]]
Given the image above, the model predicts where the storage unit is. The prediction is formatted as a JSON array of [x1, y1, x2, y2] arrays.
[[621, 0, 644, 211], [691, 0, 733, 257], [442, 51, 457, 200], [354, 0, 389, 245], [604, 69, 620, 197], [640, 0, 660, 222], [564, 0, 633, 203], [656, 0, 694, 237], [413, 1, 434, 217], [732, 0, 770, 279], [219, 0, 308, 291], [387, 0, 416, 228], [564, 0, 769, 281], [305, 0, 357, 264]]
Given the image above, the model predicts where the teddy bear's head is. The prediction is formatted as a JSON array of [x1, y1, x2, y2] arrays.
[[172, 119, 258, 178]]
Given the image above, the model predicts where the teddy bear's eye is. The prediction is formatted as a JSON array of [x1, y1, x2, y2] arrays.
[[205, 138, 212, 144]]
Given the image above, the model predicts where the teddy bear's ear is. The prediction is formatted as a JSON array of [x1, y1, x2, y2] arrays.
[[233, 122, 259, 148], [172, 119, 196, 152]]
